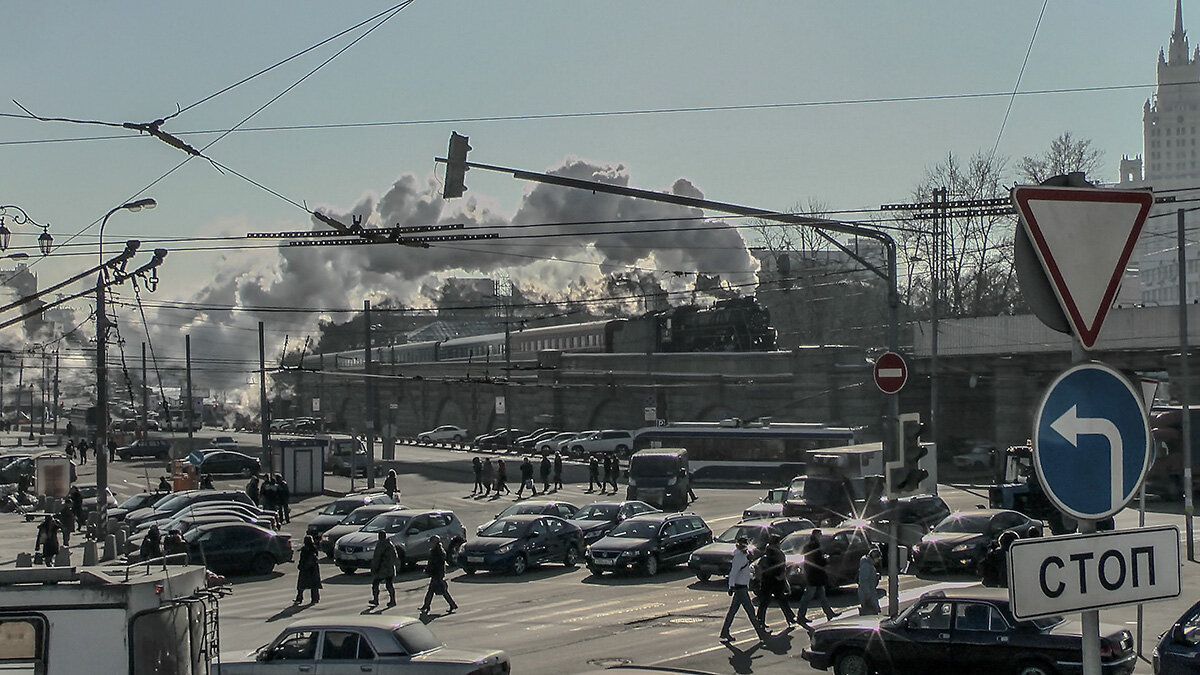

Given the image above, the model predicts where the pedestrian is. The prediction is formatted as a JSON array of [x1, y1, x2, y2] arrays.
[[199, 474, 214, 489], [494, 459, 510, 495], [65, 421, 75, 439], [35, 515, 60, 567], [516, 457, 537, 498], [295, 535, 322, 604], [245, 475, 260, 506], [275, 473, 291, 524], [157, 475, 171, 492], [140, 525, 163, 562], [600, 454, 613, 494], [553, 451, 563, 491], [978, 531, 1017, 588], [420, 534, 458, 615], [608, 454, 621, 493], [384, 469, 398, 499], [480, 458, 494, 497], [163, 529, 187, 558], [368, 531, 398, 607], [16, 473, 30, 496], [681, 466, 697, 503], [539, 453, 552, 493], [107, 437, 117, 463], [260, 474, 276, 514], [68, 485, 84, 530], [65, 440, 75, 462], [587, 455, 601, 493], [857, 548, 882, 615], [77, 440, 87, 465], [57, 503, 74, 547], [756, 534, 798, 630], [795, 529, 839, 624], [471, 456, 484, 495], [720, 536, 767, 641]]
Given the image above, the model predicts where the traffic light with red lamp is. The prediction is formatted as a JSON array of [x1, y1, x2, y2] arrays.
[[443, 132, 471, 199], [889, 418, 929, 493]]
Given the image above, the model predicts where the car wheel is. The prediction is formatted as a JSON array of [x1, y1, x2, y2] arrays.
[[1014, 661, 1056, 675], [643, 554, 659, 577], [695, 572, 711, 582], [833, 648, 872, 675], [338, 565, 357, 575], [251, 553, 275, 575], [511, 554, 528, 576], [563, 546, 580, 568]]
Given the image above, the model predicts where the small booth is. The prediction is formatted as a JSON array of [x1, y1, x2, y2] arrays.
[[34, 453, 72, 499], [269, 439, 324, 496], [173, 457, 200, 491]]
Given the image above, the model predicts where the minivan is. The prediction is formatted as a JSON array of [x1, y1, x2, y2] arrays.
[[625, 448, 690, 511]]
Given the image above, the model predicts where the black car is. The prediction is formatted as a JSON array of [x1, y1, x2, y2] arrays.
[[585, 512, 712, 577], [475, 500, 580, 535], [1154, 598, 1200, 674], [193, 450, 261, 477], [116, 439, 173, 460], [802, 587, 1136, 675], [568, 500, 661, 544], [184, 521, 293, 575], [688, 517, 814, 582], [758, 526, 874, 593], [77, 485, 117, 516], [108, 491, 172, 522], [474, 428, 526, 451], [457, 514, 584, 576], [840, 493, 951, 551], [910, 509, 1042, 575]]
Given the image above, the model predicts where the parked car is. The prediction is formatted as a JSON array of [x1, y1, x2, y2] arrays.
[[802, 586, 1136, 675], [742, 486, 790, 520], [688, 517, 815, 582], [215, 615, 509, 674], [952, 443, 996, 471], [184, 522, 292, 575], [474, 500, 579, 535], [210, 436, 239, 450], [125, 490, 254, 528], [473, 428, 526, 451], [306, 493, 398, 540], [76, 485, 118, 516], [334, 509, 466, 575], [108, 491, 171, 521], [516, 428, 558, 452], [319, 504, 404, 557], [910, 509, 1043, 575], [117, 438, 173, 460], [568, 500, 660, 544], [840, 493, 951, 553], [585, 512, 712, 577], [417, 425, 469, 443], [538, 432, 578, 454], [556, 430, 597, 454], [567, 429, 633, 459], [758, 526, 875, 592], [1154, 598, 1200, 674], [457, 514, 584, 576], [191, 450, 261, 477]]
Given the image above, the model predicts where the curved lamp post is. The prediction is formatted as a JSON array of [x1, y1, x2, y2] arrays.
[[0, 205, 53, 256], [96, 198, 156, 525]]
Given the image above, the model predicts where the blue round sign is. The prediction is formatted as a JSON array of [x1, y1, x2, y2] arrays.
[[1033, 362, 1152, 521]]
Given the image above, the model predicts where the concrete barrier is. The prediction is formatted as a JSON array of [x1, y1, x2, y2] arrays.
[[15, 552, 32, 568], [82, 541, 97, 566], [101, 534, 115, 562]]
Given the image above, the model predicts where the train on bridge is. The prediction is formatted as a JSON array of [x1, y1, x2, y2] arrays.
[[325, 297, 776, 370]]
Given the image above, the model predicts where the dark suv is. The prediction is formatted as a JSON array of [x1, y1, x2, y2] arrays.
[[585, 512, 712, 577], [842, 494, 951, 552], [117, 439, 173, 461]]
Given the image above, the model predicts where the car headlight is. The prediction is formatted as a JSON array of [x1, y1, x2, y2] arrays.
[[619, 550, 639, 558], [495, 544, 513, 554]]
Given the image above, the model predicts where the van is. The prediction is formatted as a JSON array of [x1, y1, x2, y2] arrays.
[[625, 448, 690, 511]]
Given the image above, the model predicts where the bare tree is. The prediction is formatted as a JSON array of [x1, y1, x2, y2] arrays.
[[1017, 131, 1104, 184]]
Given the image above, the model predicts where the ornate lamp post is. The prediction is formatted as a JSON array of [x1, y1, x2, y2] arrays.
[[0, 205, 53, 256]]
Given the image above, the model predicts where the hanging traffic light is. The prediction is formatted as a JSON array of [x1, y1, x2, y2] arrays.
[[443, 132, 471, 199]]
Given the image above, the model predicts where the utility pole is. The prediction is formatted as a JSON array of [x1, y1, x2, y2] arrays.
[[501, 280, 513, 453], [185, 334, 194, 441], [364, 300, 376, 489], [141, 342, 148, 438], [929, 187, 946, 484], [39, 349, 46, 436], [1180, 208, 1195, 561], [95, 276, 109, 514], [52, 351, 59, 434], [259, 322, 269, 472]]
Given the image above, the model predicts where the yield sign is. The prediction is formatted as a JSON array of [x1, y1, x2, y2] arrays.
[[1012, 186, 1153, 349]]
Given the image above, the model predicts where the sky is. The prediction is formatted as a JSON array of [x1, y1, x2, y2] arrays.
[[0, 1, 1186, 401]]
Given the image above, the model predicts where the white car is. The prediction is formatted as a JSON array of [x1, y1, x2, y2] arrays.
[[216, 615, 509, 674], [566, 429, 633, 458], [211, 436, 239, 450], [417, 425, 469, 443]]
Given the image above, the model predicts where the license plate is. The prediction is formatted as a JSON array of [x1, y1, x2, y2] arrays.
[[595, 558, 614, 566], [468, 556, 484, 564]]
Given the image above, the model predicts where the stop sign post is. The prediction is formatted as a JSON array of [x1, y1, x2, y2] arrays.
[[874, 351, 908, 394]]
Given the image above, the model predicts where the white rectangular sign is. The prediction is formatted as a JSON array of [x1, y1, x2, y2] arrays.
[[644, 407, 657, 422], [494, 396, 506, 415], [1008, 525, 1180, 620]]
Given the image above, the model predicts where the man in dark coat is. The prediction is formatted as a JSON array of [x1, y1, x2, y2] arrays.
[[369, 532, 398, 606], [494, 459, 510, 495], [516, 457, 537, 498], [471, 456, 484, 495], [245, 475, 260, 506], [553, 451, 564, 491], [420, 535, 458, 615], [795, 529, 839, 624], [608, 455, 621, 493], [157, 475, 171, 492], [295, 535, 321, 604], [587, 455, 601, 493], [163, 529, 187, 558], [67, 486, 84, 529], [275, 474, 291, 523], [260, 475, 276, 513], [480, 458, 494, 497], [140, 525, 163, 562], [36, 515, 59, 566], [539, 454, 552, 493], [600, 454, 613, 495], [383, 469, 398, 499], [107, 437, 117, 463], [755, 534, 798, 629], [978, 530, 1017, 588]]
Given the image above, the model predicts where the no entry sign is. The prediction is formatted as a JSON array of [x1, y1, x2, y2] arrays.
[[874, 351, 908, 394]]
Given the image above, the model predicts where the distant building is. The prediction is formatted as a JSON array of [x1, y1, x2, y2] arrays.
[[0, 263, 47, 334]]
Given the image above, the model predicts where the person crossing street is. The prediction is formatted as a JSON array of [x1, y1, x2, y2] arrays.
[[369, 532, 398, 607], [420, 535, 457, 615]]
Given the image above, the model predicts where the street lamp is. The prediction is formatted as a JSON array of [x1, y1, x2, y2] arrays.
[[0, 205, 53, 256], [96, 198, 156, 526]]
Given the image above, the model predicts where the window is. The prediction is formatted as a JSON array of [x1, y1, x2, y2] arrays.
[[555, 504, 575, 518], [409, 516, 431, 533], [547, 518, 565, 534], [270, 631, 317, 661], [909, 601, 953, 630], [429, 514, 450, 528], [660, 521, 681, 537], [0, 616, 45, 673], [955, 603, 1006, 632], [322, 631, 375, 660], [529, 521, 547, 538]]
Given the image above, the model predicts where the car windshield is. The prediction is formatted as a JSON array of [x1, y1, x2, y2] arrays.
[[779, 532, 821, 554], [343, 509, 387, 526], [628, 456, 679, 477], [933, 514, 992, 534], [608, 520, 660, 539], [362, 514, 411, 533], [393, 623, 442, 654], [574, 504, 618, 520], [321, 500, 361, 516], [788, 477, 841, 504], [765, 488, 788, 503], [153, 495, 190, 512], [499, 503, 548, 518], [718, 525, 767, 546], [478, 519, 528, 538]]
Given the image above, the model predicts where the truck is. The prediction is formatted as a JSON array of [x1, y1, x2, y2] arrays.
[[0, 563, 222, 674], [781, 443, 885, 525], [988, 444, 1078, 535]]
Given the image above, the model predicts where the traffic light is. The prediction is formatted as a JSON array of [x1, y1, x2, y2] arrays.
[[890, 419, 929, 493], [443, 132, 471, 199]]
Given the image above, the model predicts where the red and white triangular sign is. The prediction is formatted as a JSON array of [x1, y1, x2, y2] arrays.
[[1012, 185, 1153, 350]]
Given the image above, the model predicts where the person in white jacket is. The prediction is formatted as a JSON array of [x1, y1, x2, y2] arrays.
[[720, 536, 767, 641]]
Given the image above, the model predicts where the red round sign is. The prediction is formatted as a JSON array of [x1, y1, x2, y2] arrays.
[[873, 351, 908, 394]]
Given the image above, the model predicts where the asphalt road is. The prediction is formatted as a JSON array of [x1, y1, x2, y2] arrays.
[[1, 434, 1193, 673]]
